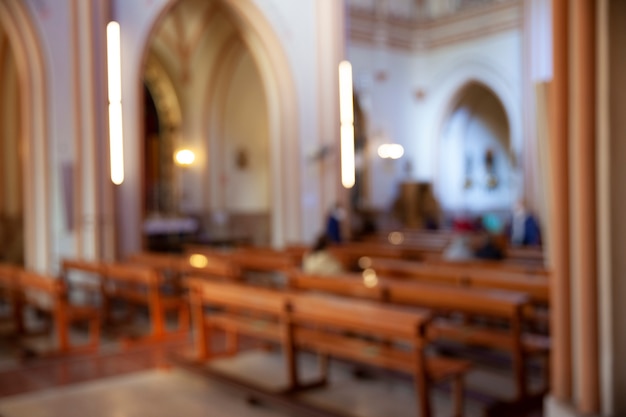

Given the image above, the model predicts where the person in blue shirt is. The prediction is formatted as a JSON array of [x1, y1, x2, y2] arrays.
[[508, 200, 542, 246], [325, 203, 345, 243]]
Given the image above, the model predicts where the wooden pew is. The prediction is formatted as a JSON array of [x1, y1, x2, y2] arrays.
[[327, 242, 422, 271], [185, 246, 297, 286], [127, 251, 241, 286], [288, 270, 384, 300], [186, 278, 300, 390], [386, 280, 548, 401], [289, 292, 470, 417], [286, 270, 550, 402], [102, 262, 189, 345], [0, 263, 24, 333], [186, 278, 471, 417], [366, 229, 546, 266], [421, 255, 548, 275], [368, 257, 550, 306], [18, 270, 100, 354], [365, 229, 453, 253], [368, 257, 550, 332], [61, 259, 108, 310], [177, 252, 242, 280]]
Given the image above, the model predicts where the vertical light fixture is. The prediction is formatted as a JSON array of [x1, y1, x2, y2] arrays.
[[107, 21, 124, 185], [339, 60, 355, 189]]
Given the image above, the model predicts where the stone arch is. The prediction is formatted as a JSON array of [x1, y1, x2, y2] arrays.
[[429, 59, 522, 212], [134, 0, 298, 248], [429, 58, 522, 167], [434, 79, 517, 214], [0, 1, 50, 271]]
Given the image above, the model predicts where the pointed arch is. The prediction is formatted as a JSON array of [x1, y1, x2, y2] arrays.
[[0, 1, 50, 271], [434, 78, 517, 213], [134, 0, 299, 248]]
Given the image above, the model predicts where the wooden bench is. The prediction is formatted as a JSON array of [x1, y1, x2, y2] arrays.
[[0, 263, 24, 333], [186, 277, 300, 390], [327, 242, 421, 271], [127, 251, 242, 288], [288, 270, 384, 300], [368, 257, 550, 306], [186, 278, 471, 417], [386, 280, 549, 401], [61, 259, 108, 309], [185, 246, 296, 286], [287, 270, 549, 402], [18, 270, 100, 354], [102, 262, 189, 345], [177, 252, 242, 280], [365, 229, 453, 253], [288, 292, 469, 417]]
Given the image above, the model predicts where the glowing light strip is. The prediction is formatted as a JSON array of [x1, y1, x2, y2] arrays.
[[107, 21, 124, 185], [109, 102, 124, 185], [339, 61, 354, 125], [341, 125, 355, 188], [339, 61, 355, 189]]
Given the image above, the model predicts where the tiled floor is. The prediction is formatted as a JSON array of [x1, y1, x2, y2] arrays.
[[0, 310, 545, 417], [0, 342, 545, 417]]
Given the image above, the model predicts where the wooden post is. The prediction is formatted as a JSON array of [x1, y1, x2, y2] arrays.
[[414, 324, 431, 417], [572, 0, 599, 413], [548, 0, 572, 402], [189, 287, 208, 360]]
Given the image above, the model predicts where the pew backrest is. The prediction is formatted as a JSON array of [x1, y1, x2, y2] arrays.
[[385, 279, 530, 319], [289, 292, 430, 340], [186, 277, 289, 315], [288, 270, 384, 300]]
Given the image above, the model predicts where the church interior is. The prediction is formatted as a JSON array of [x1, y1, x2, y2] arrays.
[[0, 0, 624, 416]]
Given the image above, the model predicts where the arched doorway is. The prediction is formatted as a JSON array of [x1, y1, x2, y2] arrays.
[[133, 0, 294, 252], [436, 82, 516, 220]]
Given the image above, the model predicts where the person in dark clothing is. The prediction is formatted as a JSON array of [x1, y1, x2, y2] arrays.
[[325, 203, 345, 243], [508, 200, 542, 246]]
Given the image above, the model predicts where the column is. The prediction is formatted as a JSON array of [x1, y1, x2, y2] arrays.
[[571, 0, 599, 413], [548, 0, 571, 402]]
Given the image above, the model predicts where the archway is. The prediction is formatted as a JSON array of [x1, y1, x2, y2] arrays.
[[132, 0, 296, 251], [436, 81, 515, 220], [0, 1, 50, 271], [0, 26, 23, 264]]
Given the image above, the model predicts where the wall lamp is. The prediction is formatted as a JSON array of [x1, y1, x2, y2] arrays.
[[377, 143, 404, 159], [174, 149, 196, 166], [107, 21, 124, 185]]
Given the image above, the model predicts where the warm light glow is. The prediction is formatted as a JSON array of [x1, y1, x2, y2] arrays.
[[358, 256, 372, 270], [339, 61, 355, 189], [362, 268, 378, 288], [341, 125, 355, 188], [189, 254, 208, 269], [338, 61, 354, 124], [388, 231, 405, 245], [109, 102, 124, 185], [175, 149, 196, 166], [107, 21, 124, 185], [378, 143, 404, 159]]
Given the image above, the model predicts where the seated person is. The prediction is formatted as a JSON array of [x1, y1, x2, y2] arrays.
[[442, 234, 475, 261], [302, 234, 344, 275], [508, 200, 542, 246], [474, 234, 505, 260]]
